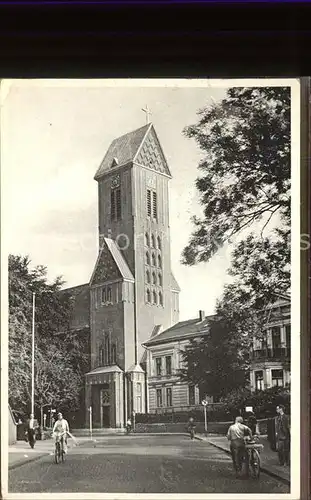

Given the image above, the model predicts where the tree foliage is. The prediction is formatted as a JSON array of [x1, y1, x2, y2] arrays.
[[8, 254, 88, 417], [182, 87, 291, 311]]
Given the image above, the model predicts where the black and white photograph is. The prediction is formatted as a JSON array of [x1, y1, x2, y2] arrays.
[[1, 79, 300, 498]]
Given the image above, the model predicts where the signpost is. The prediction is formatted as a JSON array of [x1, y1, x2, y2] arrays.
[[202, 399, 208, 434], [89, 406, 93, 440], [132, 410, 136, 432]]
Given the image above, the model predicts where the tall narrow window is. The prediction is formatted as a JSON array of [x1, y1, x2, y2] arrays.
[[104, 334, 110, 365], [111, 188, 121, 221], [151, 234, 156, 248], [157, 236, 161, 250], [152, 272, 157, 285], [147, 189, 152, 217], [111, 343, 117, 364], [158, 255, 162, 268], [152, 253, 156, 266], [102, 287, 107, 303], [158, 273, 162, 287], [159, 291, 163, 306], [285, 325, 291, 348], [146, 252, 150, 265], [271, 326, 281, 349], [153, 290, 157, 304], [166, 387, 172, 407], [165, 356, 172, 375], [107, 286, 112, 303], [152, 192, 157, 220], [136, 383, 142, 413], [146, 270, 151, 284], [145, 232, 150, 247], [155, 357, 162, 376], [99, 347, 105, 366], [146, 289, 151, 303], [156, 388, 162, 407], [272, 369, 284, 387], [255, 370, 264, 391]]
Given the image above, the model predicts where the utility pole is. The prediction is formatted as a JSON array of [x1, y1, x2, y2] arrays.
[[31, 292, 36, 415]]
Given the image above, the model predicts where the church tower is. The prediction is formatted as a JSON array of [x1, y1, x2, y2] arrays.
[[85, 118, 180, 428]]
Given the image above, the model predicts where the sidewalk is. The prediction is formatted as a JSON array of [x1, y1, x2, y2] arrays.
[[197, 434, 290, 484], [8, 436, 92, 470]]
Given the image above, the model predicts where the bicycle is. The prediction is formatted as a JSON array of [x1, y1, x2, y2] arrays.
[[244, 436, 264, 479], [54, 432, 66, 464]]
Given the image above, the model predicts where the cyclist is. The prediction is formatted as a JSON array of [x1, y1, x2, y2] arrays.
[[187, 417, 196, 439], [52, 412, 70, 454], [227, 416, 253, 478]]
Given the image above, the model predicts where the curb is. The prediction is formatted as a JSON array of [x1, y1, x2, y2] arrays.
[[196, 437, 290, 486], [9, 452, 50, 471]]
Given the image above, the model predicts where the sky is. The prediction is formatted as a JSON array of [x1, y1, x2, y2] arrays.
[[2, 80, 236, 320]]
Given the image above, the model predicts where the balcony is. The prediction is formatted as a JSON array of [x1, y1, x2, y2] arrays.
[[252, 347, 291, 360]]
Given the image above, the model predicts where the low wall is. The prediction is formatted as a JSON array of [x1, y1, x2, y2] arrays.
[[134, 419, 268, 435]]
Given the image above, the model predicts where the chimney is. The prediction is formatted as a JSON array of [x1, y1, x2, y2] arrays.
[[199, 310, 205, 322]]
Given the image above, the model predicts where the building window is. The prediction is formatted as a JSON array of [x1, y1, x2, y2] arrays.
[[155, 357, 162, 376], [137, 383, 142, 413], [145, 232, 150, 247], [271, 326, 281, 349], [158, 255, 162, 268], [156, 388, 162, 407], [158, 273, 162, 287], [272, 369, 284, 387], [111, 188, 121, 221], [188, 385, 195, 405], [285, 325, 291, 348], [147, 189, 152, 217], [107, 286, 112, 303], [152, 192, 157, 220], [146, 288, 151, 303], [146, 252, 150, 265], [111, 343, 116, 364], [146, 270, 151, 284], [255, 370, 264, 391], [157, 236, 161, 250], [165, 356, 172, 375], [102, 288, 107, 303], [151, 234, 156, 248], [153, 290, 157, 304], [159, 291, 163, 306], [166, 387, 172, 407], [152, 272, 157, 285], [152, 253, 156, 266], [99, 348, 105, 366]]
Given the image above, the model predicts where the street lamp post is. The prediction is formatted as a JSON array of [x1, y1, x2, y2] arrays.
[[31, 292, 36, 416], [202, 399, 208, 435]]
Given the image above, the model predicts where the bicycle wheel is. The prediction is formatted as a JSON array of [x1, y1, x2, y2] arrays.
[[61, 442, 65, 462], [250, 449, 260, 479], [55, 442, 60, 464]]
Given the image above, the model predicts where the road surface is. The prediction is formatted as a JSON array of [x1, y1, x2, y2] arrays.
[[9, 434, 289, 494]]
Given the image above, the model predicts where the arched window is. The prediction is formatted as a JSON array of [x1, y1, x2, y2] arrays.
[[159, 291, 163, 306], [107, 286, 112, 303], [111, 343, 117, 364], [152, 253, 156, 266], [104, 334, 110, 365], [145, 232, 150, 247], [153, 290, 157, 304], [157, 236, 161, 250], [146, 270, 151, 284], [146, 289, 151, 303], [146, 251, 150, 265], [151, 234, 156, 248], [152, 272, 157, 285], [158, 273, 163, 287], [102, 287, 107, 303], [158, 254, 162, 268]]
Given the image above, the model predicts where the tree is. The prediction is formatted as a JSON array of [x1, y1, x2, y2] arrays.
[[179, 317, 250, 401], [182, 87, 290, 312], [8, 254, 86, 416]]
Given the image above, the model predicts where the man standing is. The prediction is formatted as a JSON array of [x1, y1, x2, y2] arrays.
[[26, 413, 37, 449], [275, 405, 290, 466], [227, 416, 253, 478]]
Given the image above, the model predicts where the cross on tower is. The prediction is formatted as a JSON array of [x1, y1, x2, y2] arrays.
[[142, 105, 152, 124]]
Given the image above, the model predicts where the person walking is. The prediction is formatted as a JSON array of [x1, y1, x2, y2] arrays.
[[227, 416, 253, 478], [275, 405, 290, 466], [26, 413, 38, 449]]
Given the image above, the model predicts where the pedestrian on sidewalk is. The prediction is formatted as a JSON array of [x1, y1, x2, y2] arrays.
[[227, 416, 253, 478], [275, 405, 290, 466], [25, 414, 38, 449]]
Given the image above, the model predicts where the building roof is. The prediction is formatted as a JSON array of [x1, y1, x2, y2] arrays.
[[104, 238, 135, 281], [85, 365, 123, 376], [90, 237, 134, 286], [94, 124, 150, 180], [143, 314, 215, 347], [171, 272, 180, 292]]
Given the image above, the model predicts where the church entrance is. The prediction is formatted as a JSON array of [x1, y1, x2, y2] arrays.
[[100, 387, 110, 428]]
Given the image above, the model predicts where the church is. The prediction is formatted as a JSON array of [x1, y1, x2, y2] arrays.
[[64, 118, 182, 428]]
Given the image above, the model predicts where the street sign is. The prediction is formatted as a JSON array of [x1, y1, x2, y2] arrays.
[[201, 400, 208, 406]]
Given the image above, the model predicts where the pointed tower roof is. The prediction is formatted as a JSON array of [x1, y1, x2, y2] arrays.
[[94, 123, 171, 180]]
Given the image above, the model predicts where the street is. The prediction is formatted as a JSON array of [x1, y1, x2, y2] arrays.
[[9, 434, 289, 494]]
